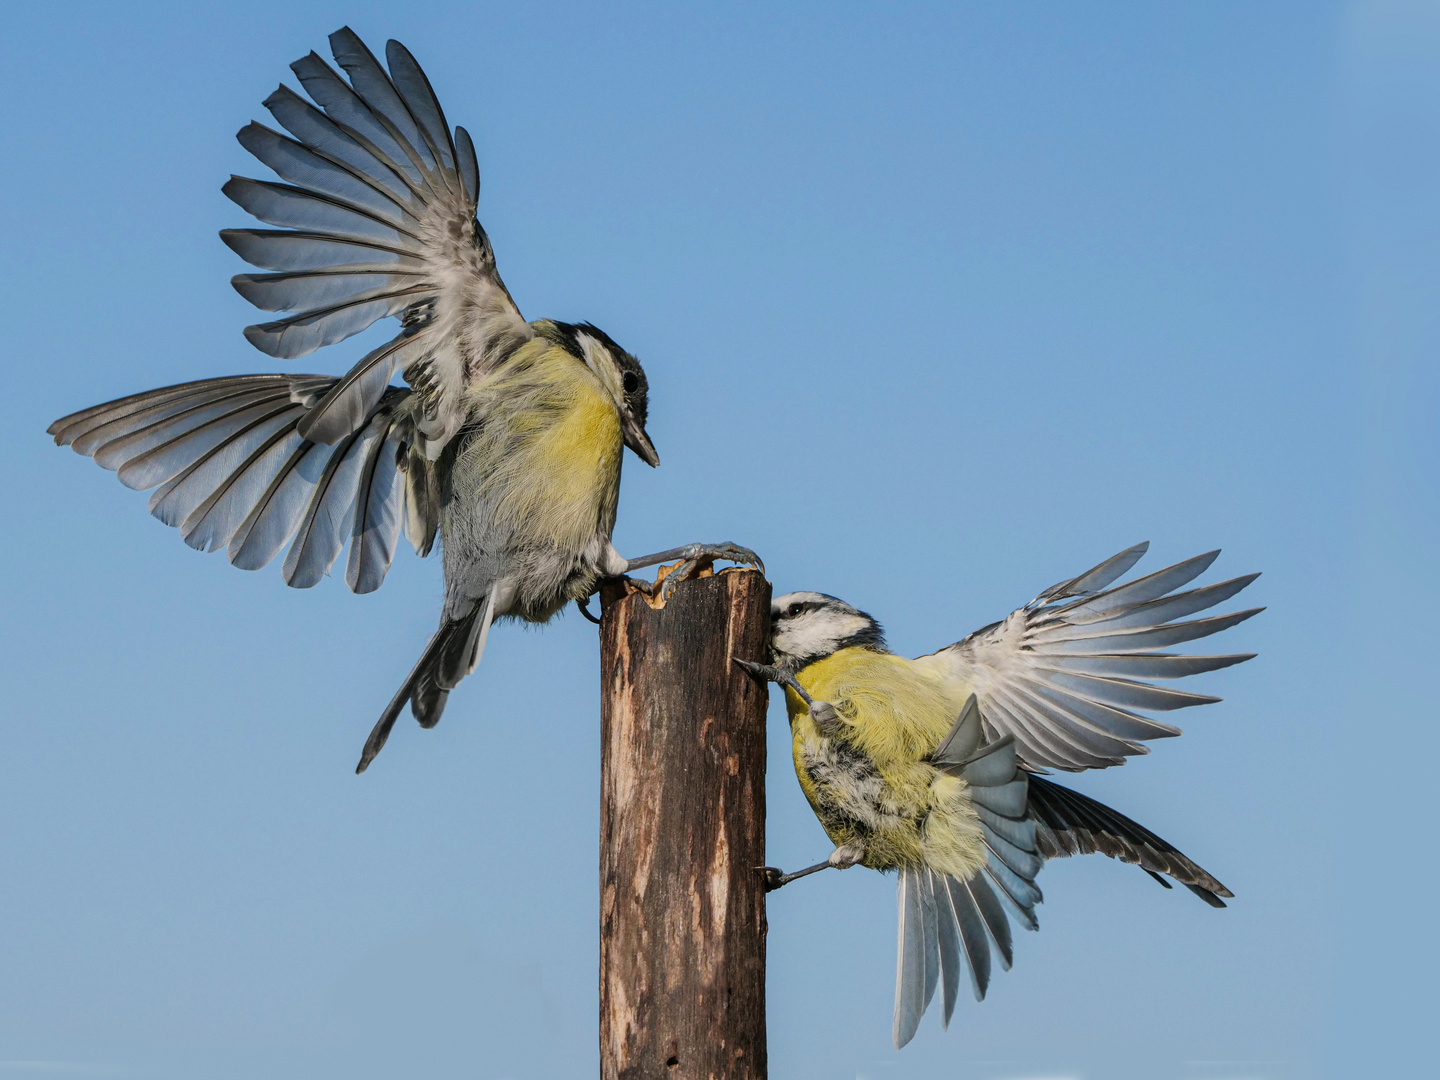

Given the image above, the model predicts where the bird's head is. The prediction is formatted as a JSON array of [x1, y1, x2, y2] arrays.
[[769, 592, 887, 674], [564, 322, 659, 467]]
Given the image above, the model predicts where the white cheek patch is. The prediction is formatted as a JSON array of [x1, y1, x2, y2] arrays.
[[575, 332, 625, 408], [776, 608, 871, 660]]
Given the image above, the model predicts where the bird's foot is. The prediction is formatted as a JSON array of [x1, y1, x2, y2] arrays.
[[732, 657, 783, 683], [619, 542, 764, 604], [654, 542, 764, 603], [759, 866, 791, 892], [758, 844, 863, 892], [808, 699, 844, 737], [733, 658, 826, 712]]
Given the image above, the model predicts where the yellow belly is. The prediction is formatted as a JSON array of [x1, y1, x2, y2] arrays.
[[461, 341, 623, 551], [784, 648, 985, 876]]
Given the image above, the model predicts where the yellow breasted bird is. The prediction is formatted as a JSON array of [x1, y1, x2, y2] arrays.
[[48, 28, 758, 772], [737, 542, 1259, 1047]]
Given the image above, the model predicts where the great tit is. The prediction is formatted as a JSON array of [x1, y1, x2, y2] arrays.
[[737, 542, 1259, 1047], [48, 28, 758, 772]]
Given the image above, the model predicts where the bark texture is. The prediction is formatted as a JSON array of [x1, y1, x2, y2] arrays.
[[599, 569, 771, 1080]]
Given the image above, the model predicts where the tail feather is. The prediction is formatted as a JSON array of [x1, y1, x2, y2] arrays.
[[894, 721, 1044, 1047], [893, 868, 934, 1049], [436, 590, 497, 691], [355, 601, 487, 772]]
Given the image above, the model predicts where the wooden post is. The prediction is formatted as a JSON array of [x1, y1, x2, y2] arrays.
[[598, 569, 771, 1080]]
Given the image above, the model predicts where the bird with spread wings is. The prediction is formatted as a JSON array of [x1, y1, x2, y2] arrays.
[[49, 28, 758, 771], [740, 542, 1259, 1046]]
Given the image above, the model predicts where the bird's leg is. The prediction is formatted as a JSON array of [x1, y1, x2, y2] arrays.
[[732, 659, 846, 737], [732, 657, 810, 703], [760, 843, 866, 892], [621, 542, 765, 602], [759, 861, 830, 891]]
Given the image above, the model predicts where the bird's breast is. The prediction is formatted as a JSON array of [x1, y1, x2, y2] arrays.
[[784, 649, 986, 873], [450, 343, 623, 547]]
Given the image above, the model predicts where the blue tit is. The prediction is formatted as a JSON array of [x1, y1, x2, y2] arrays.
[[736, 542, 1259, 1047], [48, 28, 759, 772]]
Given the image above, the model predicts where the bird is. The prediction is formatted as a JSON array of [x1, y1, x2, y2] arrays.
[[47, 27, 759, 773], [735, 542, 1259, 1047]]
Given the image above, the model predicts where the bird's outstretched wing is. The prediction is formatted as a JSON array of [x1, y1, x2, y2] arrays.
[[894, 714, 1042, 1048], [48, 375, 438, 594], [913, 543, 1261, 772], [1026, 775, 1231, 907], [224, 27, 533, 457]]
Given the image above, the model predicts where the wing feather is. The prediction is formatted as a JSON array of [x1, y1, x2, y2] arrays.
[[290, 50, 427, 190], [52, 377, 424, 594], [346, 424, 406, 593], [65, 378, 280, 458], [236, 121, 413, 224], [1042, 652, 1256, 679], [175, 422, 307, 552], [242, 283, 430, 359], [1035, 609, 1264, 654], [261, 85, 418, 208], [1028, 776, 1231, 905], [231, 269, 428, 315], [281, 417, 383, 588], [227, 30, 534, 456], [49, 376, 277, 447], [299, 329, 434, 444], [220, 228, 422, 273], [384, 39, 459, 180], [965, 873, 1014, 970], [223, 176, 422, 248], [988, 682, 1130, 768], [916, 546, 1260, 771], [1034, 540, 1150, 603], [1042, 550, 1219, 623], [454, 126, 479, 206], [227, 439, 333, 570], [329, 29, 442, 178], [146, 403, 304, 539], [110, 391, 294, 486], [1057, 573, 1262, 634], [943, 875, 992, 1003]]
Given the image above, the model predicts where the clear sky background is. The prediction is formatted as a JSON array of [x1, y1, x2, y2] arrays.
[[1, 2, 1433, 1078]]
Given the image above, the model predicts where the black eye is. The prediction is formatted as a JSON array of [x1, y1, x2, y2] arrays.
[[622, 371, 639, 394], [787, 603, 803, 617]]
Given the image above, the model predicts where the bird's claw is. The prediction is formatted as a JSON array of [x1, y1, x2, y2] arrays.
[[732, 657, 818, 707], [758, 866, 788, 892], [732, 657, 780, 681], [686, 541, 763, 575], [657, 542, 765, 603]]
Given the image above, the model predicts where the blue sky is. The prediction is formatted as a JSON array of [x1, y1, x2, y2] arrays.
[[1, 2, 1433, 1077]]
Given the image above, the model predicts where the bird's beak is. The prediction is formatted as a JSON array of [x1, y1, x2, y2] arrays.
[[624, 420, 660, 467]]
